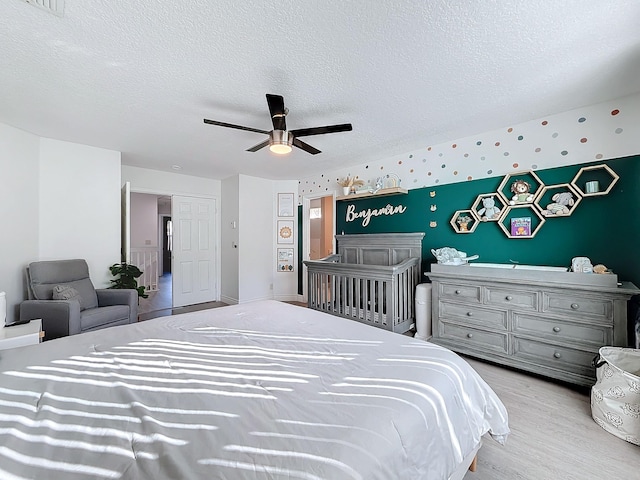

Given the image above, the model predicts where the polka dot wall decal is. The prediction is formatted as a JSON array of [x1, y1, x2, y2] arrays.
[[428, 172, 432, 176], [531, 164, 538, 169], [552, 132, 559, 138], [512, 163, 519, 168], [409, 155, 413, 158], [439, 153, 443, 157], [580, 138, 587, 143], [615, 128, 623, 134], [476, 141, 482, 145], [561, 150, 568, 156], [441, 164, 446, 168], [507, 128, 513, 133], [422, 159, 426, 163], [464, 153, 469, 157], [535, 147, 541, 152], [413, 178, 418, 182], [504, 152, 510, 156], [517, 135, 524, 140], [578, 117, 586, 123], [452, 144, 457, 148], [453, 171, 458, 175], [365, 165, 369, 168], [480, 156, 486, 160], [410, 169, 414, 173], [487, 170, 493, 174], [380, 166, 384, 169], [495, 142, 501, 146], [467, 176, 473, 181], [611, 109, 620, 116], [596, 154, 603, 159], [398, 160, 403, 164], [427, 147, 432, 151], [435, 179, 440, 184], [542, 120, 548, 125]]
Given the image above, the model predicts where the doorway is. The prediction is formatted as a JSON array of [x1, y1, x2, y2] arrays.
[[301, 193, 335, 301]]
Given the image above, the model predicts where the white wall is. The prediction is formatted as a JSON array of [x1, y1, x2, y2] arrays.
[[38, 139, 122, 287], [130, 193, 158, 248], [238, 175, 273, 303], [273, 180, 299, 301], [122, 165, 221, 197], [0, 123, 40, 323], [220, 175, 239, 304]]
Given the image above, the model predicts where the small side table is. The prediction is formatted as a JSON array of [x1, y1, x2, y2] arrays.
[[0, 319, 43, 351]]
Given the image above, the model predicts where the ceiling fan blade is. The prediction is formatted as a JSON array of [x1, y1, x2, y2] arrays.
[[203, 119, 270, 135], [266, 94, 286, 131], [293, 137, 321, 155], [289, 123, 352, 138], [246, 139, 270, 152]]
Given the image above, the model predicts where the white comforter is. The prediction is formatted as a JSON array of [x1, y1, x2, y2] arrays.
[[0, 300, 509, 479]]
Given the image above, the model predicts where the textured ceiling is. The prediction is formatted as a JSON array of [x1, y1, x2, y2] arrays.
[[2, 1, 640, 180]]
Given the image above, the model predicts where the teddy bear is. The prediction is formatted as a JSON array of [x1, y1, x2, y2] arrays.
[[509, 179, 534, 205], [542, 191, 575, 216], [477, 196, 501, 221]]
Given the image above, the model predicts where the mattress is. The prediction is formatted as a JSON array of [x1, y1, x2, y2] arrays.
[[0, 300, 509, 479]]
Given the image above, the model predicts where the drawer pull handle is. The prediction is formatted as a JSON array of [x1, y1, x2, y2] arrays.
[[466, 312, 473, 317], [506, 295, 513, 301], [455, 290, 461, 295], [553, 326, 561, 333], [467, 333, 473, 339], [570, 303, 579, 310], [553, 352, 562, 359]]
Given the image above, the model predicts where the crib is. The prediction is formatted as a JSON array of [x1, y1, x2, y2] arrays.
[[303, 233, 424, 333]]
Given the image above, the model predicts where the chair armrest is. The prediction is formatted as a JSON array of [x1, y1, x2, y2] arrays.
[[20, 300, 81, 341], [96, 289, 138, 323]]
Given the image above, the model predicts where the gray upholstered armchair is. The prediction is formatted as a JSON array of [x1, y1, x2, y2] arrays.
[[19, 259, 138, 341]]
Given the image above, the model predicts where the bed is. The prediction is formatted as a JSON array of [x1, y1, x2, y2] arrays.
[[0, 300, 509, 479]]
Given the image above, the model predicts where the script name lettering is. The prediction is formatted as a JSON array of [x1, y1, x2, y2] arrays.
[[345, 203, 407, 227]]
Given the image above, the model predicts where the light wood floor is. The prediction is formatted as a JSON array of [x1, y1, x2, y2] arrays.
[[464, 356, 639, 479]]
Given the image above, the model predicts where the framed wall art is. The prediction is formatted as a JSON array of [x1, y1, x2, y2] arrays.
[[277, 192, 295, 217], [277, 248, 294, 272], [277, 220, 294, 244]]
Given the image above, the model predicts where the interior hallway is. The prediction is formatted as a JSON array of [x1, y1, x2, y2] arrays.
[[138, 274, 227, 321]]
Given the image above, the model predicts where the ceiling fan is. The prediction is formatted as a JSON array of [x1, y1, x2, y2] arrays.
[[203, 94, 352, 155]]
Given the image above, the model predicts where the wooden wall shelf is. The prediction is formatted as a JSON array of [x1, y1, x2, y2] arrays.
[[336, 186, 408, 201]]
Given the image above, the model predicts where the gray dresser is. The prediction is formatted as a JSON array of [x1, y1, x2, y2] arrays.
[[426, 263, 639, 386]]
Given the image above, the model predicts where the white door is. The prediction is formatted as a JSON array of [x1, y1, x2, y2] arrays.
[[121, 182, 131, 263], [171, 195, 218, 307]]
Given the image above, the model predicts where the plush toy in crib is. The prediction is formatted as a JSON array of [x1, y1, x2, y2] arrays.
[[541, 192, 575, 216], [477, 196, 501, 221]]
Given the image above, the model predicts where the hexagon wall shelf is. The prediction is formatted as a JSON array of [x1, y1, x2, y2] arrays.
[[497, 170, 545, 207], [570, 164, 619, 197], [450, 209, 478, 234], [471, 193, 507, 222], [534, 183, 582, 217], [498, 204, 546, 238]]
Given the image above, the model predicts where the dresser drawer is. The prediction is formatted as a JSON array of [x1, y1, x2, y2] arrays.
[[512, 338, 596, 378], [543, 293, 612, 322], [485, 287, 538, 310], [439, 301, 508, 330], [439, 282, 481, 303], [513, 313, 612, 346], [439, 323, 509, 354]]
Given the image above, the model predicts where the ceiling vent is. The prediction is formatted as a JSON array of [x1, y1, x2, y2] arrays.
[[19, 0, 64, 17]]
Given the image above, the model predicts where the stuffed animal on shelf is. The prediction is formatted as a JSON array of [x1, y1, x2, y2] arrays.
[[477, 196, 501, 221], [509, 179, 534, 205], [542, 191, 575, 216]]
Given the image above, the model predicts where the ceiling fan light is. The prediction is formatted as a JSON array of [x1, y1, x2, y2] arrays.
[[269, 143, 292, 154], [269, 130, 293, 155]]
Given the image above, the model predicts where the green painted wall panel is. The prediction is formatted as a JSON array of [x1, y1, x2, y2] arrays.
[[336, 155, 640, 285]]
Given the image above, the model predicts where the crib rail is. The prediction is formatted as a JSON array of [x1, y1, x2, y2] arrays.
[[304, 256, 420, 333]]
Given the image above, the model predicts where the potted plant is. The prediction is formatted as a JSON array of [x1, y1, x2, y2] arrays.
[[456, 214, 472, 231], [337, 176, 365, 195], [108, 262, 148, 299]]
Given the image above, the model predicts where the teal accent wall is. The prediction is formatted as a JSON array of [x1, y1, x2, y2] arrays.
[[336, 155, 640, 286]]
